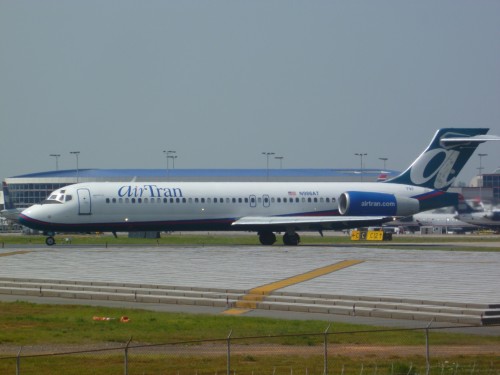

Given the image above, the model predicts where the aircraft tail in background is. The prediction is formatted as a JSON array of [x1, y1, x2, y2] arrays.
[[1, 182, 22, 222], [387, 128, 496, 190]]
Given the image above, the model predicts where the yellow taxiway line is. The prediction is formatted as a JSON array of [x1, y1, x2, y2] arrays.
[[228, 259, 364, 311], [0, 250, 34, 257]]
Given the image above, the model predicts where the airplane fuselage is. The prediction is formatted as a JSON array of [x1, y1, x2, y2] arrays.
[[20, 181, 435, 234]]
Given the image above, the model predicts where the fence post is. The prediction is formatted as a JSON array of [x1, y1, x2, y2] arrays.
[[227, 329, 232, 375], [124, 336, 132, 375], [324, 323, 331, 375], [16, 346, 22, 375], [425, 318, 434, 375]]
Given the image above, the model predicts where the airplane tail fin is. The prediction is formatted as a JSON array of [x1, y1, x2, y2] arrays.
[[2, 182, 15, 210], [387, 128, 495, 190]]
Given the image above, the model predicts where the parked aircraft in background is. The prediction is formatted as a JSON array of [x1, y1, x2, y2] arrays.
[[456, 199, 500, 232], [390, 207, 477, 234], [0, 182, 22, 223], [19, 128, 500, 246]]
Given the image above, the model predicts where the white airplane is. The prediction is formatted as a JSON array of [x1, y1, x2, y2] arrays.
[[456, 199, 500, 232], [390, 207, 478, 234], [19, 128, 500, 246]]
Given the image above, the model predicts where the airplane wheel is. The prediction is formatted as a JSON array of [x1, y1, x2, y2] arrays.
[[45, 236, 56, 246], [259, 231, 276, 246], [283, 232, 300, 246]]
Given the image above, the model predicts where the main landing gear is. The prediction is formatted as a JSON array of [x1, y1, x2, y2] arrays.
[[258, 231, 301, 246]]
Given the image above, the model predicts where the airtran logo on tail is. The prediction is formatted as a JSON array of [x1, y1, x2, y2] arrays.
[[410, 148, 459, 190], [409, 131, 472, 190], [118, 185, 183, 198]]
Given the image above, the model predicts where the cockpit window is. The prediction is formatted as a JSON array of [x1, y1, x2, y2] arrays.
[[42, 190, 68, 205], [65, 195, 72, 202]]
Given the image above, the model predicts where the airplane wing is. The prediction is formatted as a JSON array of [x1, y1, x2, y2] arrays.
[[231, 216, 394, 231]]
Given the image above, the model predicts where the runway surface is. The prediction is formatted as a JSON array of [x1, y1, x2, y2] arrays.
[[1, 244, 499, 305]]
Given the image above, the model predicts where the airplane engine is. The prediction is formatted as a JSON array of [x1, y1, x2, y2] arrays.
[[338, 191, 420, 217]]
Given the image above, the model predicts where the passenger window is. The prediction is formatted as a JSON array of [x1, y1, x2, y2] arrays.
[[112, 198, 116, 203], [238, 198, 242, 203], [195, 198, 199, 203], [138, 198, 142, 203], [201, 198, 205, 203], [131, 198, 136, 203], [106, 198, 110, 203], [284, 198, 287, 203], [163, 198, 168, 203]]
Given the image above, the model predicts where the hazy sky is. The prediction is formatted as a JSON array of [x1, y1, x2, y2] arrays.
[[1, 1, 499, 184]]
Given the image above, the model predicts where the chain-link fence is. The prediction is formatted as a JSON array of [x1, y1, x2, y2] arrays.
[[1, 324, 499, 374]]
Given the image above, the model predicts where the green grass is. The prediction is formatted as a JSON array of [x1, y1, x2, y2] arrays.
[[0, 301, 499, 374], [1, 301, 499, 346], [1, 232, 500, 250]]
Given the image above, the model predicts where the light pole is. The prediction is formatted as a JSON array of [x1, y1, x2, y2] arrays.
[[70, 151, 80, 183], [169, 155, 178, 169], [355, 153, 367, 182], [478, 153, 488, 201], [262, 152, 275, 181], [163, 150, 176, 179], [378, 157, 388, 171], [50, 154, 61, 171], [275, 156, 284, 169]]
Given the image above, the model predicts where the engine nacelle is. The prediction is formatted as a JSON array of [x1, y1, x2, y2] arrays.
[[338, 191, 420, 217]]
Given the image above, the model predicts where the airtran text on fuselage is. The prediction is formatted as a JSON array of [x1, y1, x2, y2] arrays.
[[118, 185, 183, 199]]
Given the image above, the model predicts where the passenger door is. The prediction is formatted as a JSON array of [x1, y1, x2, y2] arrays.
[[77, 188, 92, 215]]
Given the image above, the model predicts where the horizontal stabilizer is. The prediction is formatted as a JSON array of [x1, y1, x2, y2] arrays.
[[441, 134, 500, 143]]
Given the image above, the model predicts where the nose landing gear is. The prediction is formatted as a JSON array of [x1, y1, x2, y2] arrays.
[[43, 232, 56, 246], [45, 236, 56, 246]]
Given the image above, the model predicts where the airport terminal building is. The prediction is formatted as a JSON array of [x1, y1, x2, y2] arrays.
[[3, 168, 397, 209]]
